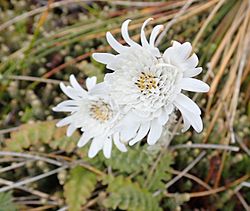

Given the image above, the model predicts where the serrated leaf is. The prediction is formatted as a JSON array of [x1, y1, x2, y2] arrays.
[[146, 153, 173, 192], [49, 128, 79, 152], [104, 146, 155, 174], [0, 192, 17, 211], [3, 121, 80, 153], [64, 166, 97, 211], [103, 176, 162, 211]]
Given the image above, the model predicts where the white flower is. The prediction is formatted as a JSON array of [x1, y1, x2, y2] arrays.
[[92, 18, 209, 146], [53, 75, 127, 158]]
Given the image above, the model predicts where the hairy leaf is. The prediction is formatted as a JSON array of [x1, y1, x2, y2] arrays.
[[4, 121, 80, 153], [0, 192, 17, 211], [146, 153, 173, 192], [103, 176, 162, 211], [64, 166, 97, 211], [104, 146, 155, 174]]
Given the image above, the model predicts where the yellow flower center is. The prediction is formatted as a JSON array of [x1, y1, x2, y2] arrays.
[[90, 101, 112, 122], [135, 72, 158, 93]]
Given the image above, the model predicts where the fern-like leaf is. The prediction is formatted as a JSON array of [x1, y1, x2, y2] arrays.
[[104, 146, 155, 174], [103, 176, 162, 211], [146, 153, 173, 192], [4, 121, 79, 153], [64, 166, 97, 211], [0, 192, 17, 211]]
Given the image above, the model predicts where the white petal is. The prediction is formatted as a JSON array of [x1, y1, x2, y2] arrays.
[[179, 78, 210, 93], [88, 137, 103, 158], [158, 110, 170, 125], [86, 76, 97, 91], [106, 62, 117, 71], [121, 19, 139, 47], [90, 82, 109, 95], [53, 100, 79, 109], [163, 41, 192, 64], [66, 124, 76, 137], [103, 137, 112, 158], [92, 53, 115, 64], [59, 82, 79, 100], [184, 67, 202, 77], [178, 42, 192, 60], [147, 119, 162, 145], [176, 104, 203, 133], [106, 32, 128, 53], [129, 122, 150, 146], [162, 47, 174, 63], [181, 115, 191, 132], [172, 40, 181, 47], [174, 93, 201, 115], [141, 18, 153, 48], [186, 53, 199, 67], [165, 104, 174, 114], [77, 132, 93, 147], [69, 75, 86, 95], [53, 105, 78, 112], [113, 132, 127, 152], [149, 25, 163, 47], [120, 122, 140, 141], [56, 116, 72, 127], [118, 111, 138, 127]]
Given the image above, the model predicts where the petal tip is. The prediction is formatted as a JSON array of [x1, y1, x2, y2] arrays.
[[77, 142, 83, 148], [55, 122, 62, 128]]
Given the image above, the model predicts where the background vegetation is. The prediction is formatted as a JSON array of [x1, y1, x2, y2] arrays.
[[0, 0, 249, 210]]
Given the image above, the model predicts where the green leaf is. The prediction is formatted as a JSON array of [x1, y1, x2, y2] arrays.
[[64, 166, 97, 211], [103, 176, 162, 211], [104, 146, 155, 174], [0, 192, 17, 211], [3, 121, 80, 153], [146, 153, 173, 192], [49, 127, 79, 153]]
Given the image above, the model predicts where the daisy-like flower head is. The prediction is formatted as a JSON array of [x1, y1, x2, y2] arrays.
[[53, 75, 127, 158], [93, 18, 210, 146]]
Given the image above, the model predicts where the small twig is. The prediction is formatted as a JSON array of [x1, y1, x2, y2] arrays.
[[234, 181, 250, 211], [192, 0, 226, 48], [154, 151, 206, 196], [0, 166, 67, 193], [241, 182, 250, 188], [0, 0, 106, 32], [235, 192, 249, 211], [5, 75, 67, 85], [0, 126, 19, 135], [168, 169, 212, 191], [46, 152, 106, 176], [0, 178, 59, 201], [0, 161, 26, 174], [155, 0, 196, 46], [14, 200, 58, 205], [0, 151, 63, 167], [165, 151, 206, 189], [82, 196, 99, 209], [235, 135, 250, 156], [57, 206, 68, 211], [229, 12, 250, 143], [235, 181, 250, 192], [170, 143, 239, 152], [0, 158, 26, 163], [109, 1, 166, 7], [164, 174, 249, 198], [27, 205, 57, 211]]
